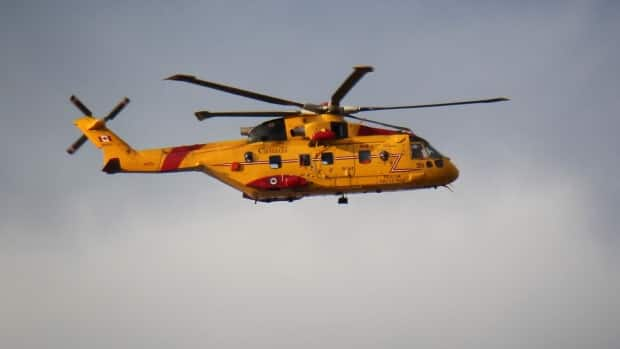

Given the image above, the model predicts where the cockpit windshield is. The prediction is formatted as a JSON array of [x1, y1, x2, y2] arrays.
[[425, 143, 443, 159], [410, 141, 443, 159]]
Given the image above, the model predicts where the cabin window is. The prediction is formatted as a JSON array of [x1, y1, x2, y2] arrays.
[[244, 151, 254, 163], [321, 152, 334, 165], [358, 150, 371, 164], [269, 155, 281, 169], [299, 154, 311, 166], [299, 154, 310, 166], [411, 143, 424, 159]]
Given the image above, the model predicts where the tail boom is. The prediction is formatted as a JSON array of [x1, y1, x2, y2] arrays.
[[68, 95, 207, 175], [73, 117, 208, 174]]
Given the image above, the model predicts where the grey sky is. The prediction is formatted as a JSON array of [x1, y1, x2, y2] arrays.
[[1, 1, 619, 348]]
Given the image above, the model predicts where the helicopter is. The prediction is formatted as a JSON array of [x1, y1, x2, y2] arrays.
[[67, 65, 508, 204]]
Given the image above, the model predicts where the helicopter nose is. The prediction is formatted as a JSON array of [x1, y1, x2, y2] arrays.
[[445, 159, 459, 183]]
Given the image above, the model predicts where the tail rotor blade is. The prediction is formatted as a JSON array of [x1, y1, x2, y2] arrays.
[[103, 97, 130, 122], [70, 95, 93, 116], [67, 96, 129, 155], [66, 135, 88, 154]]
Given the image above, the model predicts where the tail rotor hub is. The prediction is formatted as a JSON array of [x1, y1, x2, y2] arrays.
[[66, 96, 130, 154]]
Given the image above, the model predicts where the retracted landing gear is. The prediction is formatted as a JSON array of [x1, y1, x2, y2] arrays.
[[338, 195, 348, 205]]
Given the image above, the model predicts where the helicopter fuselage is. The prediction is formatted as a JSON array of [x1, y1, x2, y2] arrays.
[[73, 114, 458, 203]]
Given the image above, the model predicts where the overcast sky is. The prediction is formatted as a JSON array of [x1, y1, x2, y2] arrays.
[[1, 1, 619, 348]]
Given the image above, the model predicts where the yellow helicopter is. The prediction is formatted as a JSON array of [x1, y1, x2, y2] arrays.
[[67, 66, 508, 204]]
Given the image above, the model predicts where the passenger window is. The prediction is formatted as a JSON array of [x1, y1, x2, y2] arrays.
[[269, 155, 281, 169], [299, 154, 311, 166], [358, 150, 371, 164], [321, 152, 334, 165], [244, 151, 254, 163], [411, 143, 424, 159]]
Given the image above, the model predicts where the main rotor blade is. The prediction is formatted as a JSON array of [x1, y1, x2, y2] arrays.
[[331, 65, 374, 107], [195, 110, 304, 121], [103, 97, 130, 122], [345, 114, 411, 132], [166, 74, 305, 108], [70, 95, 92, 116], [356, 97, 510, 112]]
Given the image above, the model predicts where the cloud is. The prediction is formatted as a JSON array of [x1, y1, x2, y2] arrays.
[[1, 159, 617, 348]]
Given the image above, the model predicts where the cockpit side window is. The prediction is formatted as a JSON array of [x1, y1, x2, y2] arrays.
[[411, 142, 443, 159], [411, 143, 424, 159]]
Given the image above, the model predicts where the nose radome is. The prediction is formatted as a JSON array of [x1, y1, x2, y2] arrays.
[[446, 160, 459, 183]]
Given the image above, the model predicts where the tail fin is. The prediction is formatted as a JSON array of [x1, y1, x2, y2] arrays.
[[73, 116, 134, 161], [67, 95, 200, 175]]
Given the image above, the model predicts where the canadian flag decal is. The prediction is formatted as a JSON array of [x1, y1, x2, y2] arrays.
[[98, 135, 112, 143]]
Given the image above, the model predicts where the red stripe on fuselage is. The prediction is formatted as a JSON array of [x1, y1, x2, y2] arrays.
[[357, 125, 400, 136], [161, 144, 203, 171]]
